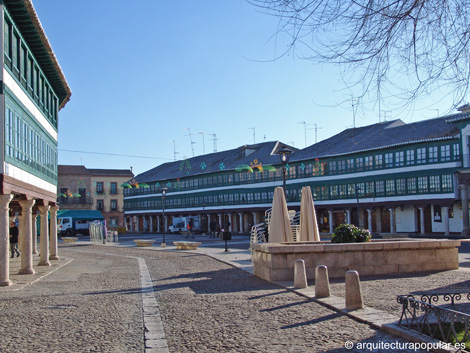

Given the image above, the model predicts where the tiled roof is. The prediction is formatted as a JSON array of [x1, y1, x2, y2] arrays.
[[58, 165, 89, 175], [134, 141, 296, 183], [291, 115, 464, 161], [88, 169, 134, 177], [58, 165, 134, 177]]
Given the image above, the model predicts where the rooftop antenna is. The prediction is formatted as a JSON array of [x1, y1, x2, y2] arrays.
[[312, 124, 323, 143], [184, 128, 196, 157], [351, 96, 359, 128], [431, 109, 440, 117], [380, 110, 391, 121], [249, 127, 255, 144], [172, 140, 179, 161], [209, 133, 218, 152], [298, 122, 307, 147], [199, 131, 205, 155]]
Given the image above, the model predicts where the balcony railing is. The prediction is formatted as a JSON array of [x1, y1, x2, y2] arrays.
[[58, 197, 93, 205]]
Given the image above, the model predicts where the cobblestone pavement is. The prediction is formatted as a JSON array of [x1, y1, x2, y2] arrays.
[[0, 246, 144, 353], [0, 243, 435, 353]]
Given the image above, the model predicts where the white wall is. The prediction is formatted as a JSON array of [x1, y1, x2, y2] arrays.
[[396, 205, 417, 233]]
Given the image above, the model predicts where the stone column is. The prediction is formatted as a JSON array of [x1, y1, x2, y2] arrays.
[[252, 212, 259, 225], [388, 208, 396, 234], [163, 216, 168, 232], [49, 205, 59, 260], [442, 206, 450, 236], [19, 199, 36, 274], [135, 216, 140, 232], [0, 194, 13, 286], [345, 209, 352, 224], [149, 216, 153, 233], [238, 212, 243, 233], [413, 207, 419, 233], [228, 213, 233, 232], [460, 185, 470, 237], [38, 205, 50, 266], [156, 216, 161, 233], [418, 206, 425, 235], [376, 207, 383, 233], [328, 210, 334, 234], [32, 212, 38, 254], [366, 209, 373, 232], [217, 213, 222, 227]]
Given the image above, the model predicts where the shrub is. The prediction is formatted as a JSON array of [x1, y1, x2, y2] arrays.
[[331, 224, 371, 243]]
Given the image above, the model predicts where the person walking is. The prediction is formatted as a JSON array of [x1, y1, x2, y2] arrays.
[[9, 221, 20, 258]]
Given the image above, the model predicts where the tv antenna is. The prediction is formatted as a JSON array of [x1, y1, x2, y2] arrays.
[[199, 131, 205, 155], [249, 127, 255, 144], [184, 128, 196, 157], [209, 133, 218, 152]]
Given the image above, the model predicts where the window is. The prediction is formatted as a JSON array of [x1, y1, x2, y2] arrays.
[[97, 200, 104, 210], [385, 153, 393, 167], [346, 159, 354, 172], [417, 148, 426, 164], [110, 182, 117, 194], [96, 182, 104, 194], [110, 200, 118, 211], [338, 160, 346, 173], [453, 143, 461, 160], [428, 146, 438, 162], [365, 181, 374, 197], [407, 178, 417, 194], [356, 157, 364, 171], [418, 176, 428, 193], [429, 176, 440, 192], [375, 155, 383, 169], [330, 185, 338, 199], [328, 161, 337, 174], [395, 151, 404, 167], [375, 181, 385, 196], [339, 185, 347, 199], [365, 156, 374, 170], [406, 150, 415, 165], [442, 174, 453, 192], [396, 179, 406, 195], [385, 180, 395, 195], [110, 218, 118, 227], [440, 145, 451, 162]]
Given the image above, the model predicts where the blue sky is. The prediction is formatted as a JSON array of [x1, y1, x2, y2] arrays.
[[33, 0, 455, 176]]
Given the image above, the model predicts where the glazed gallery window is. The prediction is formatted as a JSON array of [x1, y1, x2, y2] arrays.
[[428, 146, 438, 163], [417, 148, 426, 164], [440, 145, 451, 162], [395, 151, 404, 167], [406, 150, 415, 165], [4, 106, 57, 181]]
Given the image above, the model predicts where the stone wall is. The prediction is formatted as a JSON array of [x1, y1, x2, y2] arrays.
[[251, 240, 460, 282]]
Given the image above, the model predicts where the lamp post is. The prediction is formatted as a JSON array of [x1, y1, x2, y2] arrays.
[[161, 188, 167, 247], [354, 186, 361, 226], [202, 201, 206, 235], [277, 147, 292, 197]]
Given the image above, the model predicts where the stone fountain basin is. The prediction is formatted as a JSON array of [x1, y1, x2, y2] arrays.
[[251, 239, 460, 282]]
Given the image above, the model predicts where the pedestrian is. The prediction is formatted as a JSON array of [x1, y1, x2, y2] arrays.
[[210, 220, 216, 238], [9, 221, 20, 258]]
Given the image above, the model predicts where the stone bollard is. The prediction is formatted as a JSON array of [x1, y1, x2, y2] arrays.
[[294, 259, 308, 289], [315, 265, 330, 298], [345, 270, 364, 311]]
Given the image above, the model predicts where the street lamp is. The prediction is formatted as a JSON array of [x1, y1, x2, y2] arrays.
[[202, 201, 206, 235], [161, 188, 167, 247], [277, 147, 292, 197], [354, 186, 361, 226]]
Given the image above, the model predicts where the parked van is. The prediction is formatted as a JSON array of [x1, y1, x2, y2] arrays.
[[57, 210, 104, 236]]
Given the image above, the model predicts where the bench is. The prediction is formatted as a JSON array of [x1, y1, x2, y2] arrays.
[[173, 241, 202, 250], [133, 239, 156, 247], [62, 237, 78, 243]]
